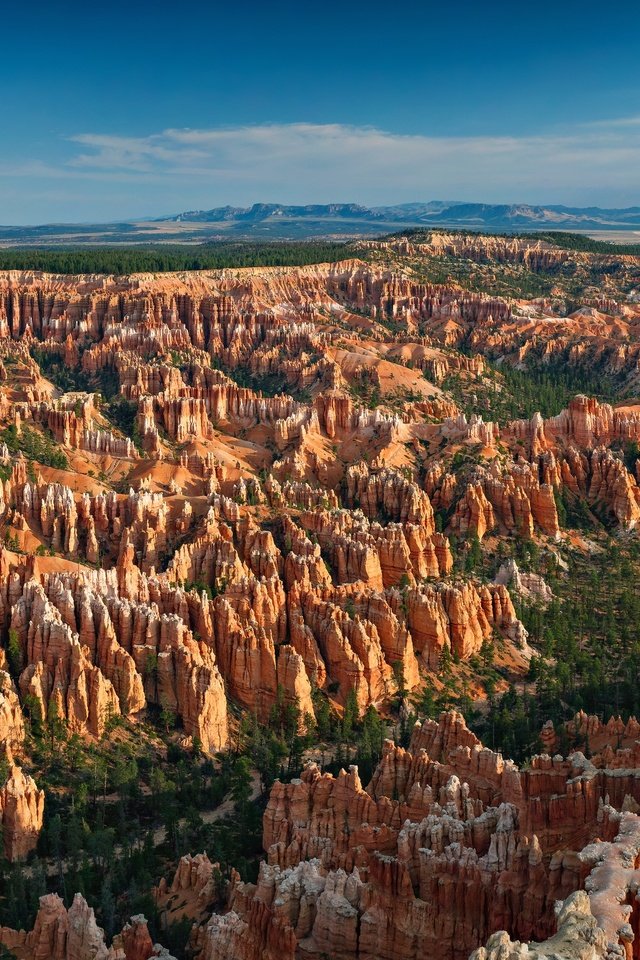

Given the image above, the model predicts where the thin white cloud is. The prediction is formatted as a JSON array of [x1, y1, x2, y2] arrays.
[[582, 115, 640, 129], [60, 121, 640, 191], [1, 120, 638, 222]]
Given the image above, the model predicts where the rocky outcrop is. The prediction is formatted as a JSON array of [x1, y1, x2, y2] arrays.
[[0, 892, 177, 960], [470, 891, 607, 960], [472, 810, 640, 960], [404, 580, 522, 667], [299, 506, 452, 587], [0, 556, 230, 752], [1, 266, 638, 763], [494, 559, 553, 604], [276, 644, 315, 722], [154, 852, 220, 927], [540, 710, 640, 760], [14, 583, 126, 738], [203, 709, 640, 960], [451, 482, 496, 540], [0, 669, 25, 751], [550, 395, 640, 450], [0, 762, 45, 860]]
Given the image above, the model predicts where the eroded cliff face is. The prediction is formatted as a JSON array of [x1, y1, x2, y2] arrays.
[[0, 421, 532, 733], [0, 244, 640, 959], [0, 266, 535, 752], [472, 809, 640, 960], [197, 711, 640, 960]]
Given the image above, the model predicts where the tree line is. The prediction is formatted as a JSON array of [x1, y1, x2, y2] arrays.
[[0, 241, 358, 275]]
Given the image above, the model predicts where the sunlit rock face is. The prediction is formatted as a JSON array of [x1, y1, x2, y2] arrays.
[[1, 243, 640, 959]]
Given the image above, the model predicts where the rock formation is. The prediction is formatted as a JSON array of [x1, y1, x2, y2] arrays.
[[186, 709, 640, 960], [0, 892, 177, 960], [0, 761, 44, 860], [0, 239, 639, 960]]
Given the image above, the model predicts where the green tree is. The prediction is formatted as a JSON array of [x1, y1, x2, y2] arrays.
[[159, 698, 176, 733], [342, 688, 359, 742], [47, 698, 67, 752], [6, 628, 22, 680]]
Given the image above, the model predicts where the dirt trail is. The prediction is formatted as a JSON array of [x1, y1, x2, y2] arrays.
[[26, 771, 263, 880], [150, 770, 262, 846]]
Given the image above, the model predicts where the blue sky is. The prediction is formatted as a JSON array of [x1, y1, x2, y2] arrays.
[[1, 0, 639, 222]]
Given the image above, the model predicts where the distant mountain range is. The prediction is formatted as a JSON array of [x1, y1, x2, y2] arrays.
[[160, 201, 640, 230], [1, 202, 640, 246]]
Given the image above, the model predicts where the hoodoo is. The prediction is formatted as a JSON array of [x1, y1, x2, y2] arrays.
[[0, 230, 639, 960]]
